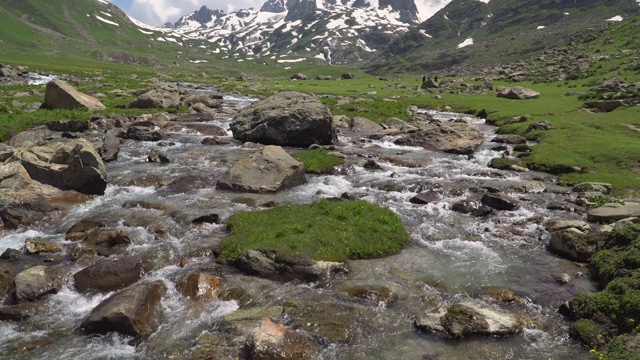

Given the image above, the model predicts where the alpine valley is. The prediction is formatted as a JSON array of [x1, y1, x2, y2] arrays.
[[2, 0, 640, 360]]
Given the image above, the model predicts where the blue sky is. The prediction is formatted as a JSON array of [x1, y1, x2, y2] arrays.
[[107, 0, 263, 26]]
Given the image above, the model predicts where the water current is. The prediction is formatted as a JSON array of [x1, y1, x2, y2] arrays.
[[0, 87, 594, 359]]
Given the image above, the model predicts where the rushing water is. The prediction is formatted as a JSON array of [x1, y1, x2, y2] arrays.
[[0, 91, 593, 359]]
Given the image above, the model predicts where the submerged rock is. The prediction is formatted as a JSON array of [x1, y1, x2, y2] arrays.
[[181, 272, 221, 300], [481, 193, 519, 211], [81, 280, 166, 338], [246, 317, 315, 360]]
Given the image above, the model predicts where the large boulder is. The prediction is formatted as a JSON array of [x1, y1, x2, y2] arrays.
[[82, 228, 131, 256], [14, 265, 62, 303], [414, 302, 530, 339], [497, 86, 540, 100], [245, 317, 315, 360], [232, 249, 348, 282], [573, 182, 612, 195], [548, 228, 596, 262], [180, 272, 221, 300], [81, 280, 166, 338], [229, 92, 336, 147], [41, 79, 106, 110], [587, 202, 640, 223], [12, 139, 108, 195], [129, 86, 180, 109], [74, 256, 147, 292], [351, 117, 384, 132], [216, 146, 306, 193], [393, 121, 483, 155], [289, 73, 307, 80]]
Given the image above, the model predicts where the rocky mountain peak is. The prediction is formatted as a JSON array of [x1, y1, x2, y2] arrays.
[[261, 0, 288, 13]]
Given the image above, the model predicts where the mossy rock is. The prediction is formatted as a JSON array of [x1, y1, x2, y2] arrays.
[[488, 157, 519, 170], [441, 304, 489, 339], [291, 148, 345, 174], [218, 200, 410, 262], [513, 143, 531, 153], [345, 285, 398, 305], [573, 319, 607, 349], [283, 300, 359, 343]]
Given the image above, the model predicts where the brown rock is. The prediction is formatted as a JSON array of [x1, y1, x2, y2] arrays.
[[42, 79, 106, 110], [181, 273, 222, 300]]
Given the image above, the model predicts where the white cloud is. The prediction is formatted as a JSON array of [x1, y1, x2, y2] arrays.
[[127, 0, 264, 26]]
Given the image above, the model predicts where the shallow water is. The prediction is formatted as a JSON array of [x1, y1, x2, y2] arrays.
[[0, 92, 593, 359]]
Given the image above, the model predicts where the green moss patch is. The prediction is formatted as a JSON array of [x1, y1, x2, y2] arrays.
[[291, 148, 345, 174], [218, 200, 410, 262]]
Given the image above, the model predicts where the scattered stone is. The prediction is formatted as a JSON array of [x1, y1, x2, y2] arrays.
[[363, 159, 382, 170], [587, 202, 640, 223], [525, 121, 553, 133], [122, 127, 167, 142], [551, 273, 571, 284], [230, 92, 336, 147], [41, 79, 106, 110], [480, 287, 528, 304], [394, 121, 484, 155], [572, 182, 612, 195], [351, 117, 384, 132], [491, 134, 526, 144], [216, 146, 306, 193], [548, 228, 596, 262], [410, 191, 440, 205], [129, 86, 180, 109], [201, 136, 239, 146], [65, 219, 105, 241], [341, 73, 356, 80], [81, 280, 166, 338], [290, 73, 307, 80]]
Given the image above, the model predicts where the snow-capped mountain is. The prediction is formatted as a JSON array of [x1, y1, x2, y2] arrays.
[[161, 0, 452, 64]]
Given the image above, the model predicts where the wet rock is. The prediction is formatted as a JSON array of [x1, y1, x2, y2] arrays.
[[129, 86, 180, 109], [13, 138, 108, 195], [172, 113, 217, 123], [587, 202, 640, 223], [345, 285, 397, 306], [551, 273, 571, 284], [148, 148, 170, 163], [181, 272, 221, 300], [14, 265, 62, 302], [24, 238, 62, 254], [0, 162, 31, 190], [351, 117, 383, 132], [410, 191, 440, 205], [98, 130, 121, 162], [451, 200, 479, 214], [219, 287, 254, 308], [511, 181, 546, 193], [83, 228, 131, 256], [233, 249, 348, 282], [572, 182, 612, 195], [172, 123, 227, 136], [217, 146, 306, 194], [122, 126, 167, 142], [74, 256, 147, 292], [191, 213, 220, 224], [545, 219, 591, 232], [167, 174, 209, 193], [548, 228, 596, 262], [480, 287, 528, 304], [0, 302, 39, 321], [481, 193, 518, 211], [246, 317, 315, 360], [496, 86, 540, 100], [394, 121, 484, 155], [41, 79, 106, 110], [230, 92, 336, 147], [415, 302, 530, 339], [362, 159, 382, 170], [290, 73, 307, 80], [81, 280, 166, 338], [0, 200, 54, 230], [491, 134, 526, 144], [201, 136, 240, 146], [65, 219, 105, 241], [384, 117, 419, 132], [181, 93, 223, 108]]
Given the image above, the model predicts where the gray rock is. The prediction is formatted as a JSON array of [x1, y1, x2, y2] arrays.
[[8, 127, 53, 148], [81, 280, 166, 337], [332, 115, 350, 129], [525, 121, 553, 133], [587, 202, 640, 223], [45, 120, 90, 133], [216, 146, 306, 193], [41, 80, 106, 110], [289, 73, 307, 80], [122, 127, 167, 142], [148, 148, 170, 163], [129, 87, 180, 109], [230, 92, 336, 147], [351, 117, 384, 132], [14, 266, 62, 302], [74, 256, 147, 292], [341, 73, 356, 80], [234, 249, 347, 282], [98, 130, 121, 162], [394, 121, 484, 155], [545, 219, 591, 232], [491, 134, 526, 144]]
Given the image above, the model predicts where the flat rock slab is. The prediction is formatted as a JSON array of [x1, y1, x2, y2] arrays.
[[42, 79, 106, 110], [587, 202, 640, 223]]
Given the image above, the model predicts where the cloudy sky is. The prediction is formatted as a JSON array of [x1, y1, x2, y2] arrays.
[[108, 0, 264, 26]]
